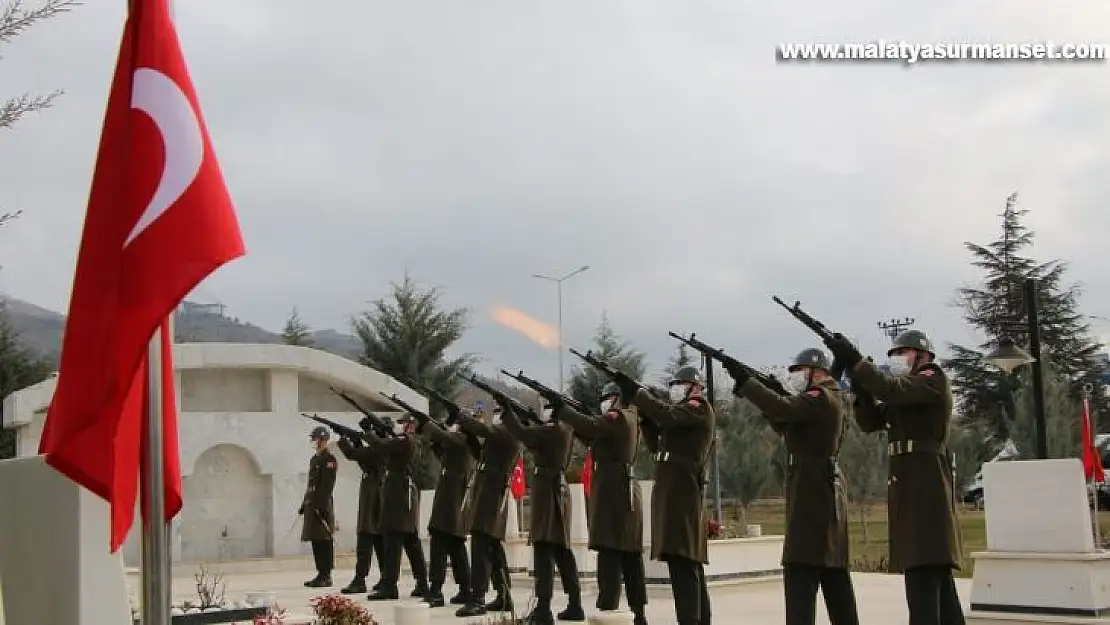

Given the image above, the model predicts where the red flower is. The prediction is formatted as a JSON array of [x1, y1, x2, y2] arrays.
[[706, 519, 722, 539]]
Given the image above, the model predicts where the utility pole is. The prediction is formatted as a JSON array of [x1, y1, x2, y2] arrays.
[[878, 317, 915, 341]]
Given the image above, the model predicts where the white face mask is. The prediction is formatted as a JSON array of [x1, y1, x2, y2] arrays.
[[492, 413, 503, 425], [392, 423, 405, 436], [786, 370, 808, 394], [447, 424, 461, 434], [668, 384, 688, 403], [600, 398, 616, 413], [540, 407, 553, 421], [886, 354, 912, 376]]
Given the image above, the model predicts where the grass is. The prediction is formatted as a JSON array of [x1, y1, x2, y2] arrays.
[[723, 500, 1110, 578]]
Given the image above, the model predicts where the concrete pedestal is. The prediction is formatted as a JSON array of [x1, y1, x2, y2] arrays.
[[588, 610, 635, 624], [967, 459, 1110, 624], [394, 601, 430, 625], [0, 456, 132, 625]]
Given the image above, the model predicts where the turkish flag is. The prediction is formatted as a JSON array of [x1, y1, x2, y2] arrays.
[[38, 0, 244, 551], [510, 456, 526, 500], [581, 448, 593, 496], [1081, 395, 1105, 483]]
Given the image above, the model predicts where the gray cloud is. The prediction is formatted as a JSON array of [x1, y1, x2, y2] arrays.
[[2, 0, 1109, 388]]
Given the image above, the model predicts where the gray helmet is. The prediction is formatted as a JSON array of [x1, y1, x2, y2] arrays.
[[789, 348, 831, 372], [309, 426, 329, 440], [888, 329, 935, 358], [669, 365, 702, 385], [601, 381, 621, 398]]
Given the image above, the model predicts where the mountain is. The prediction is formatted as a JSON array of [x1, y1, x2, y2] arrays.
[[0, 297, 362, 363]]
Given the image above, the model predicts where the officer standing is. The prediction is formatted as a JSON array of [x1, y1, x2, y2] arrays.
[[827, 330, 965, 625], [621, 365, 714, 625], [412, 411, 476, 607], [726, 348, 860, 625], [497, 397, 584, 624], [300, 426, 338, 588], [364, 417, 430, 601], [335, 420, 386, 595], [454, 405, 521, 618], [556, 382, 648, 625]]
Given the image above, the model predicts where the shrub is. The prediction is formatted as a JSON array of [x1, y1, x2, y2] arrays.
[[310, 595, 379, 625]]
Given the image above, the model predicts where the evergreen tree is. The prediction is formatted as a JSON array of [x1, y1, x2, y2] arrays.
[[945, 193, 1105, 437], [716, 397, 777, 528], [280, 307, 314, 346], [352, 276, 476, 487], [0, 303, 53, 458]]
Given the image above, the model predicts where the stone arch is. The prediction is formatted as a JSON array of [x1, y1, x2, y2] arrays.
[[178, 443, 273, 561]]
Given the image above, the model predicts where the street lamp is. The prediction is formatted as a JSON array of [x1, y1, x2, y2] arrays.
[[984, 277, 1049, 459], [533, 265, 590, 391]]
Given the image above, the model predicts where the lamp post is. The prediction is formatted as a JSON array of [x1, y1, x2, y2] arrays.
[[532, 265, 590, 391], [877, 317, 915, 341], [984, 277, 1048, 459]]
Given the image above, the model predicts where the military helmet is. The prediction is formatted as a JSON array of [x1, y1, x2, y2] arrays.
[[669, 365, 702, 385], [789, 348, 831, 372], [309, 426, 329, 440], [888, 329, 935, 358], [601, 381, 621, 398]]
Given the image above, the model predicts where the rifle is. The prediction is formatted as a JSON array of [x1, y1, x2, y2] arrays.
[[302, 413, 367, 442], [499, 369, 589, 414], [459, 374, 544, 425], [380, 392, 432, 422], [770, 296, 846, 380], [567, 348, 648, 393], [667, 332, 790, 397], [329, 387, 396, 439], [411, 381, 465, 426]]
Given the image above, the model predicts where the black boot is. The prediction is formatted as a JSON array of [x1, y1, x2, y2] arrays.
[[632, 607, 649, 625], [410, 579, 430, 598], [486, 594, 513, 612], [558, 602, 586, 621], [340, 578, 366, 594], [525, 606, 556, 625], [304, 574, 331, 588], [455, 601, 487, 617], [366, 587, 399, 601], [424, 588, 445, 607], [449, 590, 469, 605]]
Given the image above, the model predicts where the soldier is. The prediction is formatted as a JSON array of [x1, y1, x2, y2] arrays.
[[826, 330, 965, 625], [726, 348, 860, 625], [556, 382, 648, 625], [300, 426, 338, 588], [497, 396, 584, 624], [619, 365, 714, 625], [335, 420, 386, 595], [412, 410, 477, 607], [364, 416, 430, 601], [454, 404, 522, 618]]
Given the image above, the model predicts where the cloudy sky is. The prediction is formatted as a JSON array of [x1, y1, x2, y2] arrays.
[[2, 1, 1109, 388]]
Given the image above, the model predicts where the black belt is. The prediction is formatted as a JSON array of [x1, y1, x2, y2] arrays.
[[887, 439, 945, 456], [533, 466, 565, 477], [593, 461, 633, 477], [652, 452, 699, 468], [786, 453, 839, 467]]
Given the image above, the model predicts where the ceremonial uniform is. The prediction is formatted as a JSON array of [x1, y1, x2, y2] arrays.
[[632, 365, 715, 625], [733, 348, 860, 625], [364, 424, 429, 601], [832, 329, 965, 625], [501, 404, 584, 624], [300, 427, 338, 587], [336, 435, 385, 594], [455, 412, 522, 618], [417, 417, 476, 606], [558, 381, 648, 625]]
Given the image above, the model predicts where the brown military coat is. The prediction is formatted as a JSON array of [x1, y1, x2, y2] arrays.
[[336, 438, 384, 534], [557, 404, 644, 553], [420, 419, 476, 538], [362, 432, 421, 534], [632, 389, 715, 563], [501, 407, 574, 546], [738, 377, 849, 568], [301, 448, 338, 542], [458, 415, 522, 540], [851, 359, 961, 573]]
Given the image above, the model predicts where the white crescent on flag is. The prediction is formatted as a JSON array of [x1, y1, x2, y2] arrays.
[[124, 67, 204, 248]]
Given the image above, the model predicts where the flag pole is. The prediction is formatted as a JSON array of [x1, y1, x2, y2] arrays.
[[140, 325, 170, 625]]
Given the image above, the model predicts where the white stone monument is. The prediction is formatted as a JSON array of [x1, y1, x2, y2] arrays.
[[968, 458, 1110, 624], [569, 483, 597, 576], [0, 456, 132, 625]]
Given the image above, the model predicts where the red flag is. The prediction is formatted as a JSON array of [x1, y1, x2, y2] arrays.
[[510, 456, 526, 500], [1081, 395, 1105, 483], [581, 448, 593, 496], [38, 0, 244, 551]]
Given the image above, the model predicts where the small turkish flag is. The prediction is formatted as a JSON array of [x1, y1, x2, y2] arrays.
[[510, 456, 526, 500], [38, 0, 244, 551], [581, 449, 593, 496], [1081, 395, 1105, 483]]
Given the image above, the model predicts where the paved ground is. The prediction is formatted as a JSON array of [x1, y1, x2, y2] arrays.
[[146, 561, 972, 624]]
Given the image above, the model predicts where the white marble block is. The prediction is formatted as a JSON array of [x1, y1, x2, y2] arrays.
[[394, 601, 430, 625], [418, 489, 434, 540], [983, 459, 1095, 553], [0, 456, 132, 625], [588, 610, 634, 624], [639, 480, 654, 549]]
